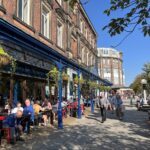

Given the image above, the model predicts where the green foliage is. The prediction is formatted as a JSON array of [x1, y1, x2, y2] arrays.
[[73, 75, 85, 84], [103, 0, 150, 37], [130, 73, 145, 94]]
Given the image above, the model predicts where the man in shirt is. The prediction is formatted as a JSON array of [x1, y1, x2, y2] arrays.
[[99, 95, 109, 123], [23, 99, 34, 134]]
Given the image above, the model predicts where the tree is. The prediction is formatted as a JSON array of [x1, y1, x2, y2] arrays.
[[66, 0, 150, 38], [142, 62, 150, 94], [103, 0, 150, 37], [130, 73, 145, 95], [130, 62, 150, 95]]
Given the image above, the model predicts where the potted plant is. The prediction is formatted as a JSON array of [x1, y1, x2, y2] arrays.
[[48, 67, 58, 82], [73, 75, 78, 84], [79, 76, 85, 85]]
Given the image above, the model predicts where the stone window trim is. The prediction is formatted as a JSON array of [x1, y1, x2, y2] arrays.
[[56, 44, 65, 52], [13, 15, 36, 33], [56, 0, 63, 8], [39, 32, 53, 45], [0, 0, 6, 14], [0, 5, 6, 14]]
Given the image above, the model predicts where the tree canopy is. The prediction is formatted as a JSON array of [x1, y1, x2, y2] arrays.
[[130, 62, 150, 95], [65, 0, 150, 37], [103, 0, 150, 37]]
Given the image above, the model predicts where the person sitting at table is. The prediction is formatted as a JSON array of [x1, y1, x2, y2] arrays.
[[42, 99, 53, 126], [4, 99, 12, 114], [33, 100, 43, 125], [23, 99, 34, 133], [11, 102, 23, 114], [3, 110, 24, 142]]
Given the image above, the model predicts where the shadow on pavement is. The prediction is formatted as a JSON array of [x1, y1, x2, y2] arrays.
[[2, 107, 150, 150]]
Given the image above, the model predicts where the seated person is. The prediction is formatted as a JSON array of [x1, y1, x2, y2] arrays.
[[3, 110, 24, 142], [23, 99, 34, 133], [33, 100, 43, 125], [11, 102, 23, 114], [42, 99, 53, 126]]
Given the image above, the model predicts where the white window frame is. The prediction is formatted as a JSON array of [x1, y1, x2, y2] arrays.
[[18, 0, 31, 25], [87, 52, 89, 66], [57, 0, 62, 5], [0, 0, 2, 5], [90, 55, 93, 66], [80, 20, 83, 33], [57, 20, 63, 48], [41, 3, 51, 39], [81, 47, 85, 63]]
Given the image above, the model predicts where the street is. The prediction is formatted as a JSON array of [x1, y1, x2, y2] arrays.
[[2, 106, 150, 150]]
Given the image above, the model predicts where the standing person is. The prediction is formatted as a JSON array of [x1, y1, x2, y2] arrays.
[[110, 90, 116, 114], [114, 93, 123, 120], [99, 95, 109, 123]]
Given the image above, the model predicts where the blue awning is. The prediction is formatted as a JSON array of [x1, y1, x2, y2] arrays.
[[0, 18, 112, 86]]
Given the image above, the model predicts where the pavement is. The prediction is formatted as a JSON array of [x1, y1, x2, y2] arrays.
[[1, 105, 150, 150]]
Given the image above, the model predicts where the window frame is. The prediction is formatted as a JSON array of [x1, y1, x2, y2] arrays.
[[41, 2, 51, 39], [17, 0, 32, 25], [57, 20, 64, 48], [81, 47, 85, 63], [57, 0, 62, 6]]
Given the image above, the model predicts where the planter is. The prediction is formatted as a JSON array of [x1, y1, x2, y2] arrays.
[[62, 73, 69, 81], [63, 76, 69, 81]]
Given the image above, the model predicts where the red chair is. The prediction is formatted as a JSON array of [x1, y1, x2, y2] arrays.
[[62, 108, 67, 119], [0, 116, 11, 144]]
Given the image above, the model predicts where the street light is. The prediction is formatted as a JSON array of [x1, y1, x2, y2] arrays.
[[141, 79, 147, 105]]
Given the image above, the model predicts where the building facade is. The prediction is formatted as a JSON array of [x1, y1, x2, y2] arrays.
[[0, 0, 99, 105], [97, 48, 125, 87]]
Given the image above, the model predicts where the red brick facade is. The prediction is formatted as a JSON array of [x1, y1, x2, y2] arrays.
[[0, 0, 97, 67]]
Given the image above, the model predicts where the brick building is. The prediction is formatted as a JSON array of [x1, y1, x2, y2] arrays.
[[97, 48, 125, 87], [0, 0, 97, 66], [0, 0, 99, 105]]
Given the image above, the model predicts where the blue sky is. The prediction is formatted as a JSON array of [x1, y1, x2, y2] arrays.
[[83, 0, 150, 86]]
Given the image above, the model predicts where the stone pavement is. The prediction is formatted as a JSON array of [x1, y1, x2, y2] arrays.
[[1, 106, 150, 150]]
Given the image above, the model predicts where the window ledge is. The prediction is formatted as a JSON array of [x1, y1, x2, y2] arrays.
[[13, 15, 35, 33], [39, 33, 53, 45], [56, 44, 65, 52], [0, 5, 6, 14]]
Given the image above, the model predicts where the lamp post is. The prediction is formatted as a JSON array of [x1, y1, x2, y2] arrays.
[[141, 79, 147, 105]]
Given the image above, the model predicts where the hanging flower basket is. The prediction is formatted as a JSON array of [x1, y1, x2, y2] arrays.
[[62, 72, 69, 81], [79, 76, 85, 85], [74, 76, 79, 84], [0, 46, 11, 67], [48, 67, 58, 81]]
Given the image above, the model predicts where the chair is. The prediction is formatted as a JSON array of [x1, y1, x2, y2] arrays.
[[62, 108, 67, 119], [1, 128, 11, 143], [0, 116, 11, 144]]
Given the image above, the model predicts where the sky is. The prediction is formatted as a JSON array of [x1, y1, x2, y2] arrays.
[[83, 0, 150, 86]]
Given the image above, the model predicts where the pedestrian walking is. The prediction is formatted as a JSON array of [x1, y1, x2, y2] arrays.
[[99, 95, 109, 123], [114, 93, 124, 120]]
